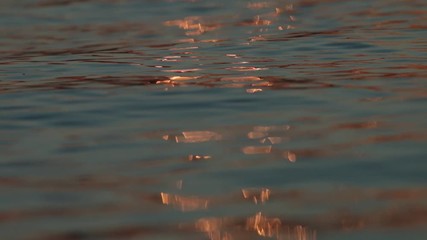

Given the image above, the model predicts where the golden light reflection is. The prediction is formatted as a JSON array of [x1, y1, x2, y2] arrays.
[[164, 16, 221, 36], [157, 55, 183, 62], [195, 217, 223, 232], [191, 213, 317, 240], [200, 39, 223, 43], [226, 54, 240, 58], [246, 88, 263, 94], [188, 154, 212, 161], [242, 188, 270, 204], [246, 212, 281, 237], [155, 80, 174, 85], [259, 137, 285, 144], [247, 131, 268, 139], [169, 76, 200, 81], [267, 136, 283, 144], [177, 38, 195, 43], [252, 81, 273, 87], [245, 213, 316, 240], [247, 125, 289, 144], [248, 35, 264, 42], [182, 131, 222, 143], [242, 145, 272, 155], [162, 131, 222, 143], [292, 225, 317, 240], [286, 151, 297, 163], [156, 76, 200, 85], [160, 192, 208, 211], [195, 218, 233, 240], [277, 3, 294, 14], [253, 15, 272, 26]]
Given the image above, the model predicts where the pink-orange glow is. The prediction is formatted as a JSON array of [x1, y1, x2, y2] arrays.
[[160, 192, 209, 211], [242, 146, 272, 154], [188, 155, 212, 161], [242, 188, 270, 204], [246, 212, 281, 237]]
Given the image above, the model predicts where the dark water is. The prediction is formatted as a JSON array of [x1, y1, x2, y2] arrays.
[[1, 0, 427, 239]]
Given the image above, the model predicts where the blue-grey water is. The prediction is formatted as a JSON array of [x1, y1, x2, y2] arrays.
[[1, 0, 427, 239]]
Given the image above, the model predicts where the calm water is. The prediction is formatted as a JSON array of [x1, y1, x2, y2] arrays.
[[1, 0, 427, 239]]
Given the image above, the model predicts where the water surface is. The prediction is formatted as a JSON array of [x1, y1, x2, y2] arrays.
[[0, 0, 427, 239]]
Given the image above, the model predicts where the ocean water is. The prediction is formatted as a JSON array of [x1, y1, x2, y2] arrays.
[[0, 0, 426, 239]]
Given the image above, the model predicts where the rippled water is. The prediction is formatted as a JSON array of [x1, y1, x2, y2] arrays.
[[1, 0, 427, 239]]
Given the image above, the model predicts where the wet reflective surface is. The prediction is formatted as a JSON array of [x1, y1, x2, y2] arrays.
[[1, 0, 427, 239]]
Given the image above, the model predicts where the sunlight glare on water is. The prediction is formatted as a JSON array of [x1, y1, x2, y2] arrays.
[[0, 0, 426, 239]]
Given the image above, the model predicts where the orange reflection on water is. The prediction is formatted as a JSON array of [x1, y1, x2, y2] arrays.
[[246, 88, 263, 94], [160, 192, 209, 211], [246, 212, 281, 237], [242, 145, 272, 155], [267, 136, 283, 144], [163, 131, 222, 143], [246, 212, 316, 240], [182, 131, 222, 143], [242, 188, 270, 204], [250, 81, 273, 87], [253, 15, 273, 26], [259, 136, 285, 144], [169, 76, 200, 81], [291, 225, 317, 240], [247, 131, 268, 139], [192, 213, 317, 240], [286, 151, 297, 163], [195, 218, 233, 240], [164, 16, 221, 36], [188, 154, 212, 161]]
